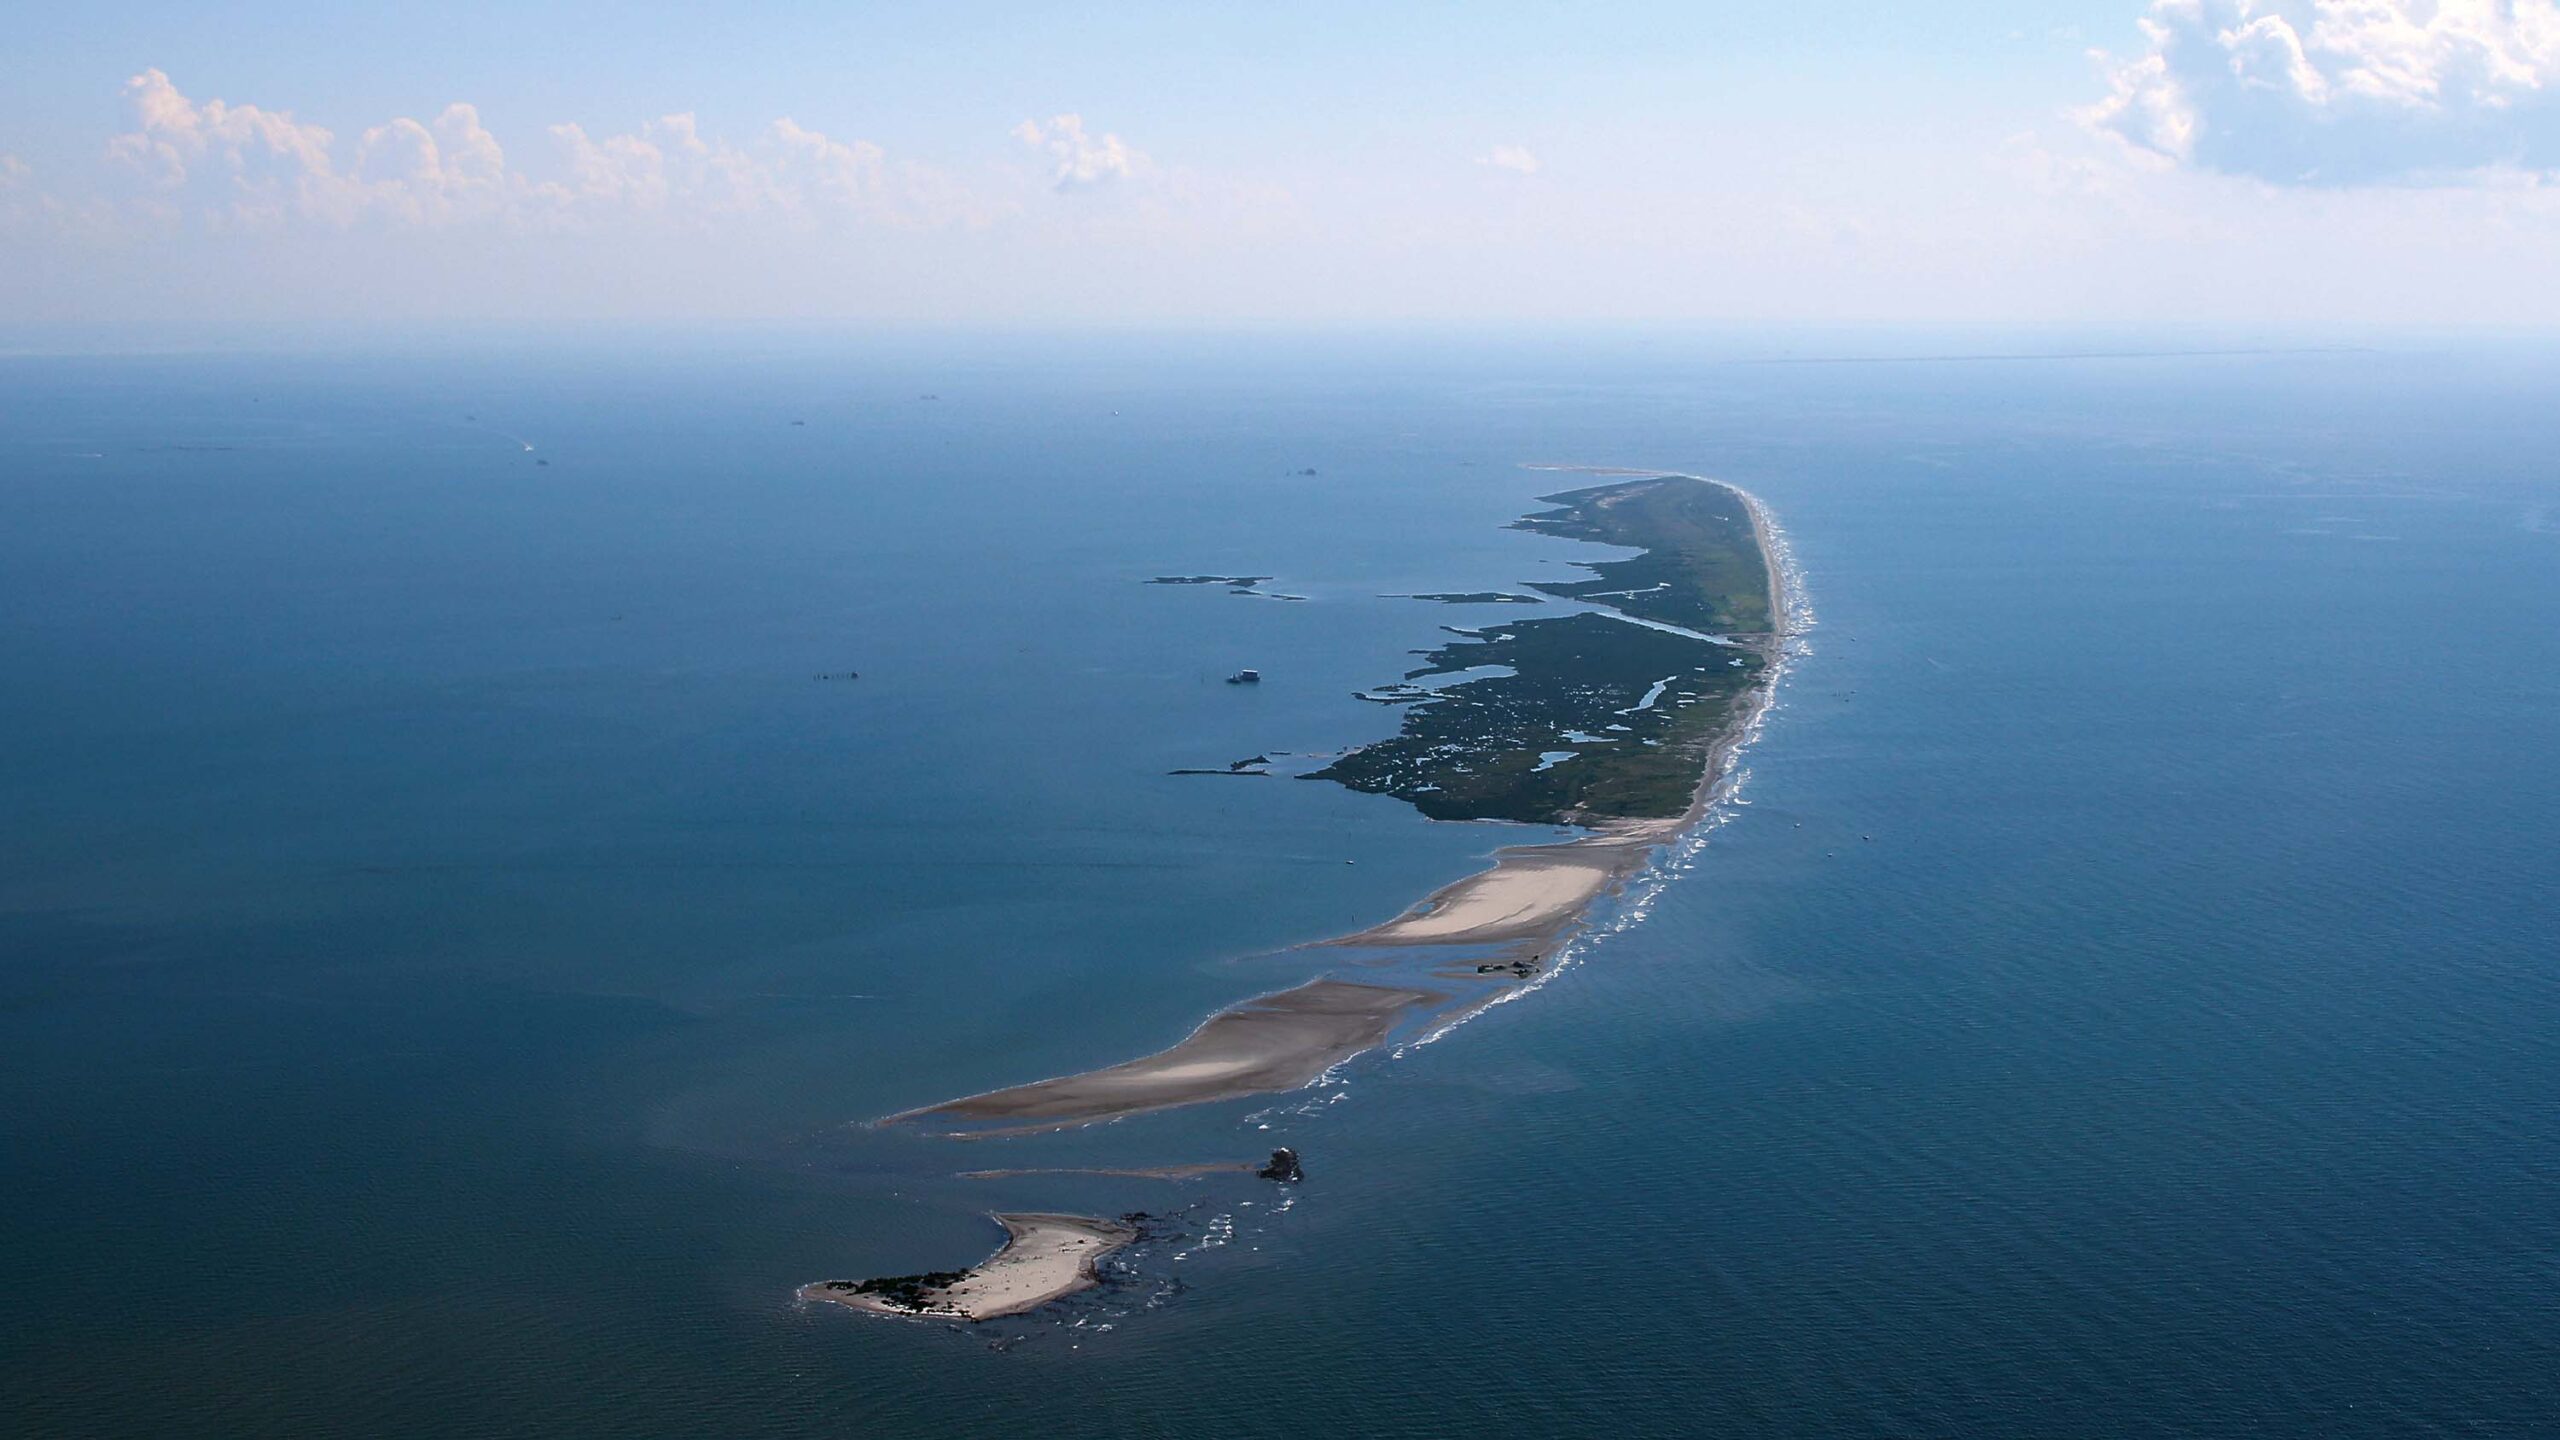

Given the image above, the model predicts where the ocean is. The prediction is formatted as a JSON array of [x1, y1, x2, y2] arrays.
[[2, 331, 2555, 1436]]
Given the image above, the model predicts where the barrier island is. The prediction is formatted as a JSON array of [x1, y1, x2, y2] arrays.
[[814, 475, 1790, 1324], [892, 475, 1786, 1135]]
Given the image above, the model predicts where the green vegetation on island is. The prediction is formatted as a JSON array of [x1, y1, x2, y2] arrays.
[[1513, 477, 1774, 635], [1147, 574, 1308, 601], [814, 1270, 969, 1311], [1308, 477, 1774, 824]]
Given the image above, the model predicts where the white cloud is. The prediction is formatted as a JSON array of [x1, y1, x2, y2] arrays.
[[530, 112, 971, 226], [104, 68, 500, 228], [543, 120, 673, 210], [1012, 113, 1145, 190], [2086, 0, 2560, 184], [106, 67, 338, 184], [768, 118, 888, 207], [1476, 144, 1541, 175], [90, 71, 967, 232], [104, 67, 348, 225], [353, 105, 508, 222]]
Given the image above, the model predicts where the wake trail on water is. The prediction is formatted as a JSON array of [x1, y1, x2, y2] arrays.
[[452, 419, 537, 454]]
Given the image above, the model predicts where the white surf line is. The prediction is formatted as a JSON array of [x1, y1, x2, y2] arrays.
[[1249, 468, 1815, 1258], [1388, 481, 1811, 1072], [1521, 461, 1806, 632]]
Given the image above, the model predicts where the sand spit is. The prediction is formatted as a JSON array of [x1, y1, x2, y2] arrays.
[[889, 980, 1442, 1134], [800, 1213, 1135, 1322], [1329, 818, 1678, 950]]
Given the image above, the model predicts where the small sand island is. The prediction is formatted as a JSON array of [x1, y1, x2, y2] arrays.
[[799, 1213, 1136, 1322], [889, 474, 1792, 1139]]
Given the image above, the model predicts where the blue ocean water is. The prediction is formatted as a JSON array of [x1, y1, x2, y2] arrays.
[[2, 332, 2555, 1436]]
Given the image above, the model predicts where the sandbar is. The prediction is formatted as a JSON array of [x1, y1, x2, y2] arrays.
[[799, 1212, 1136, 1322], [887, 979, 1442, 1134], [1327, 818, 1678, 949]]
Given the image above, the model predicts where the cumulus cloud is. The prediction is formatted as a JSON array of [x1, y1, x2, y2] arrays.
[[1012, 113, 1145, 190], [104, 69, 522, 226], [2086, 0, 2560, 184], [105, 66, 347, 224], [352, 105, 509, 221], [543, 119, 674, 210], [91, 70, 962, 231], [1476, 144, 1541, 175], [768, 118, 889, 207]]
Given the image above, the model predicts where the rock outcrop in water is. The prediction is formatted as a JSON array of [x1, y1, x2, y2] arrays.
[[1257, 1147, 1304, 1183]]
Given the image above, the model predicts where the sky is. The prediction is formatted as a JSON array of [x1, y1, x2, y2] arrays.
[[6, 0, 2560, 328]]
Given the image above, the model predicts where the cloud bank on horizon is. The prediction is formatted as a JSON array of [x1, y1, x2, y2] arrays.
[[2086, 0, 2560, 183], [90, 68, 986, 231], [1012, 114, 1147, 190], [8, 1, 2560, 325]]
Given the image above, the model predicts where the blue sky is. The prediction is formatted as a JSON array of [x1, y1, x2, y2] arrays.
[[0, 3, 2133, 148], [5, 1, 2558, 327]]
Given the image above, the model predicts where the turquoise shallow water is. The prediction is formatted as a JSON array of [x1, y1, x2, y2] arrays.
[[3, 333, 2556, 1436]]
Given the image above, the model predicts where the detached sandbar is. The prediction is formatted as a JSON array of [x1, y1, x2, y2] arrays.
[[799, 1212, 1135, 1322], [888, 979, 1442, 1134]]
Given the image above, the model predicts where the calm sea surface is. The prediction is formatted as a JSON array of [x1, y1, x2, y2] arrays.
[[2, 333, 2555, 1437]]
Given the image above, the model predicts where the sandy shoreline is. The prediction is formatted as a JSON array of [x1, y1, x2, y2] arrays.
[[887, 979, 1443, 1134], [1316, 476, 1792, 963], [1326, 481, 1793, 1038], [882, 473, 1799, 1137], [1325, 817, 1679, 952], [799, 1213, 1136, 1322]]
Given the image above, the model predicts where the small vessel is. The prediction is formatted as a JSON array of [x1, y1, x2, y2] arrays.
[[1226, 669, 1262, 685]]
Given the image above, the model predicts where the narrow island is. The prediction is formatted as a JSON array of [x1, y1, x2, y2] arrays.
[[892, 475, 1788, 1137], [1146, 574, 1306, 601], [814, 474, 1791, 1327], [799, 1213, 1137, 1322]]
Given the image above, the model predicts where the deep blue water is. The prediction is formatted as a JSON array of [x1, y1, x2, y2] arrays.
[[3, 333, 2555, 1437]]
